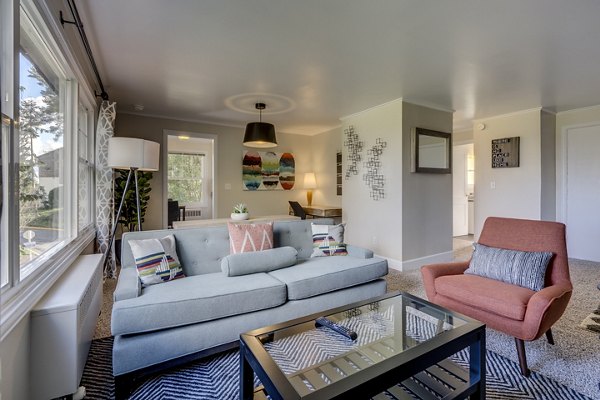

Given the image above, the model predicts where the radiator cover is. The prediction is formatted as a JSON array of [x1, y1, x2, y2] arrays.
[[30, 254, 103, 400]]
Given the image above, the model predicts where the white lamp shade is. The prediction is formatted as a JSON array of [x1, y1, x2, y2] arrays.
[[304, 172, 317, 189], [107, 137, 160, 171]]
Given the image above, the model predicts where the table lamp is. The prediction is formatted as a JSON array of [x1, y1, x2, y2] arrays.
[[304, 172, 317, 206]]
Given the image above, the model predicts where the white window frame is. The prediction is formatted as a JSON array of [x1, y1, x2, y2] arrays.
[[0, 0, 97, 341]]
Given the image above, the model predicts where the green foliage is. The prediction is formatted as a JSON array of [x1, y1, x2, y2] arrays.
[[167, 153, 203, 203], [114, 169, 153, 232], [232, 203, 248, 213]]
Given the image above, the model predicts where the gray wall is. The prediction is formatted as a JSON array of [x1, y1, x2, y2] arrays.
[[540, 110, 556, 220], [401, 102, 454, 262], [115, 113, 339, 230]]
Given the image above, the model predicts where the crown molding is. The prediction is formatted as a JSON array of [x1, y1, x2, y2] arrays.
[[473, 107, 542, 122]]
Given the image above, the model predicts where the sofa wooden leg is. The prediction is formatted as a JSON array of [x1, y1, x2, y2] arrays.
[[545, 328, 555, 345], [514, 338, 531, 377]]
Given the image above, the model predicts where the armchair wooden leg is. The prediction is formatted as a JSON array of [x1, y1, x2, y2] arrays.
[[545, 329, 555, 345], [514, 338, 531, 377]]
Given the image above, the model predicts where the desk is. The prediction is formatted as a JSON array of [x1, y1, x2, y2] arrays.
[[289, 204, 342, 218], [172, 214, 300, 229]]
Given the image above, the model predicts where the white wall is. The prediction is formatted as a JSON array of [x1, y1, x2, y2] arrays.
[[473, 109, 542, 237], [401, 102, 454, 264], [115, 113, 316, 230], [309, 127, 342, 207], [341, 99, 403, 264], [0, 316, 30, 399]]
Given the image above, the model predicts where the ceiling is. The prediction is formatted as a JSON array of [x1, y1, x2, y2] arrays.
[[79, 0, 600, 134]]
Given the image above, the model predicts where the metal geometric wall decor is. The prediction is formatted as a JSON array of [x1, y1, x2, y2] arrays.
[[363, 138, 387, 200], [343, 125, 364, 179]]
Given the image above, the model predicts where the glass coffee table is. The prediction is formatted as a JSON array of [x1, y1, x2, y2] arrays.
[[240, 292, 485, 400]]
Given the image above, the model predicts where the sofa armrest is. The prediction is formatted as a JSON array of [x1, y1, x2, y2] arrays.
[[523, 282, 573, 340], [113, 267, 141, 302], [420, 261, 470, 301], [346, 244, 373, 259]]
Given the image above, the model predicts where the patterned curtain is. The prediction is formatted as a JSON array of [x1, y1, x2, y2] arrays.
[[95, 100, 117, 278]]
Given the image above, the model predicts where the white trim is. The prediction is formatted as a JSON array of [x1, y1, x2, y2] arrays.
[[120, 111, 323, 137], [472, 107, 542, 122], [556, 104, 600, 116], [402, 99, 455, 113], [163, 130, 218, 226], [401, 250, 454, 271], [541, 108, 557, 115], [339, 98, 404, 120], [0, 227, 96, 341]]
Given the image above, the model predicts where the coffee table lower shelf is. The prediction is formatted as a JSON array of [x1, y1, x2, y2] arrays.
[[252, 358, 472, 400]]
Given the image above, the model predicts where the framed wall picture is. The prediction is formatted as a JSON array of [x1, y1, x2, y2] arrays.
[[242, 151, 295, 190], [491, 137, 520, 168]]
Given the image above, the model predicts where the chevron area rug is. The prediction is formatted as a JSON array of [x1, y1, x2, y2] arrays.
[[81, 336, 592, 399]]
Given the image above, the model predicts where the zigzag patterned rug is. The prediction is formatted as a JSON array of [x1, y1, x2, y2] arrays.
[[82, 337, 592, 399]]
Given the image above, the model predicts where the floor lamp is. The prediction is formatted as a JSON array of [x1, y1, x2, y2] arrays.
[[104, 137, 160, 270]]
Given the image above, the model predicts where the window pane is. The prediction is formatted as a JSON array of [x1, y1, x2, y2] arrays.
[[167, 153, 204, 204], [78, 102, 91, 230], [18, 17, 66, 273], [1, 117, 9, 288]]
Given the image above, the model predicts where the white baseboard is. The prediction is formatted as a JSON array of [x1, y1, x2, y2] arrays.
[[377, 250, 454, 272]]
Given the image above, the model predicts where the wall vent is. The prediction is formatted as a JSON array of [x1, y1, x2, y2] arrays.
[[185, 208, 202, 218]]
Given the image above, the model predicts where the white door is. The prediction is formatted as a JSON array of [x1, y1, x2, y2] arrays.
[[566, 125, 600, 261]]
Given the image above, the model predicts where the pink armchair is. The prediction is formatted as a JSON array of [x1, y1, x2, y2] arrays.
[[421, 217, 572, 376]]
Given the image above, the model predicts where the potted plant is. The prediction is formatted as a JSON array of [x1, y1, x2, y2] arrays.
[[231, 203, 249, 221], [113, 169, 153, 261]]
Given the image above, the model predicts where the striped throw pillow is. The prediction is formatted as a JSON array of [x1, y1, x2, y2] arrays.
[[465, 243, 553, 291], [311, 223, 348, 257], [129, 235, 185, 287]]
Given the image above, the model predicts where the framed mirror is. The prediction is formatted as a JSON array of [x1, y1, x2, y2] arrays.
[[413, 128, 452, 174]]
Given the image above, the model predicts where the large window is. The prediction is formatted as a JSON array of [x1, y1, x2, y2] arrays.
[[0, 0, 95, 301], [167, 153, 205, 205], [18, 10, 68, 275]]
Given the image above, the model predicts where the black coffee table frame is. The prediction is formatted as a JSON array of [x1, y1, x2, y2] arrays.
[[240, 291, 486, 400]]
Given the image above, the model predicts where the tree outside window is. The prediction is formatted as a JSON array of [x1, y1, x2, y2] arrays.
[[167, 153, 204, 205]]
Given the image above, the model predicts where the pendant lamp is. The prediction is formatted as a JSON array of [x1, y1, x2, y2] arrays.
[[243, 102, 278, 148]]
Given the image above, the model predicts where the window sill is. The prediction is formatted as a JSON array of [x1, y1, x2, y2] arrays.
[[0, 226, 97, 341]]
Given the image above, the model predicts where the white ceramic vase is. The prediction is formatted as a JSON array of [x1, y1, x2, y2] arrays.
[[231, 212, 249, 221]]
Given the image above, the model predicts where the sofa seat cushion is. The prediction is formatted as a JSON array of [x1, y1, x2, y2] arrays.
[[112, 272, 286, 336], [435, 274, 535, 321], [268, 256, 388, 300]]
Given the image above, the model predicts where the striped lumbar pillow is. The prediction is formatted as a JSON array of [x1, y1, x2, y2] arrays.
[[129, 235, 185, 287], [311, 223, 348, 257], [465, 243, 553, 291]]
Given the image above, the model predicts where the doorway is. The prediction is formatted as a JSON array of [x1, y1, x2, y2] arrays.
[[452, 143, 474, 249], [163, 131, 216, 228]]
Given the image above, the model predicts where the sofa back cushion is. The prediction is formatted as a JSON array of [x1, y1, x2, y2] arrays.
[[273, 218, 333, 260], [121, 218, 334, 275]]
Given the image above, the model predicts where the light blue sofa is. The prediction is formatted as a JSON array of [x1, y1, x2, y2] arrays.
[[111, 218, 387, 396]]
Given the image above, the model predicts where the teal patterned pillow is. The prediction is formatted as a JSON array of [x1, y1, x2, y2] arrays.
[[465, 243, 553, 291], [129, 235, 185, 286]]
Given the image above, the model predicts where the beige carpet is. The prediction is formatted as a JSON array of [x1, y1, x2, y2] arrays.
[[95, 249, 600, 398]]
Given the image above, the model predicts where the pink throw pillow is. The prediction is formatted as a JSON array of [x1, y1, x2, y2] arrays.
[[228, 222, 274, 254]]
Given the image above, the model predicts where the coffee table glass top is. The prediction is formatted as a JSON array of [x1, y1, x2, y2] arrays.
[[252, 293, 469, 394]]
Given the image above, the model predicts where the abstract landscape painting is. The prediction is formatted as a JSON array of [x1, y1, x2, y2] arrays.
[[242, 151, 295, 190]]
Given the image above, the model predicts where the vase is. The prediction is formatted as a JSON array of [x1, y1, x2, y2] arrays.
[[231, 212, 249, 221]]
